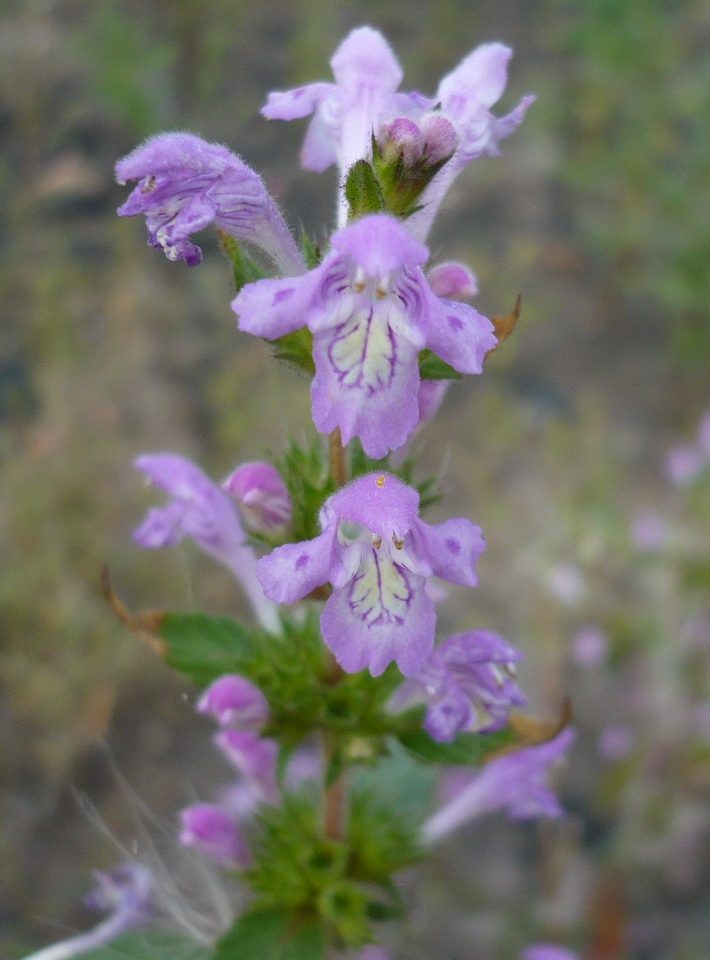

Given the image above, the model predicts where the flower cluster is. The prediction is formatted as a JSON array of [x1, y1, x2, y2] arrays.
[[25, 24, 578, 960]]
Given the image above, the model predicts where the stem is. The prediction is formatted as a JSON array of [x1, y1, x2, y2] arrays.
[[329, 427, 347, 488], [324, 767, 347, 841]]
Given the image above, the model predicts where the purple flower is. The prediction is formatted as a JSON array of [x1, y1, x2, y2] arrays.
[[262, 27, 532, 235], [427, 261, 478, 300], [233, 213, 496, 458], [197, 674, 270, 729], [406, 44, 535, 241], [215, 729, 280, 805], [257, 472, 486, 677], [571, 625, 608, 668], [223, 461, 292, 534], [521, 946, 579, 960], [421, 727, 574, 844], [134, 454, 279, 632], [392, 630, 527, 742], [179, 804, 252, 868], [116, 133, 305, 275], [24, 865, 153, 960], [262, 27, 422, 225]]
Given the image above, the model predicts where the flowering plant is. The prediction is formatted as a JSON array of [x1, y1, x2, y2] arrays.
[[26, 26, 576, 960]]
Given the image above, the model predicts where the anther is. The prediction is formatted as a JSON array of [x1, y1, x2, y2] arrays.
[[141, 175, 157, 194], [371, 535, 382, 550], [375, 274, 390, 300], [375, 475, 386, 487], [393, 535, 405, 550], [353, 266, 367, 294]]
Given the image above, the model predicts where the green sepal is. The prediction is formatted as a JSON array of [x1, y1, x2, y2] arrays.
[[345, 160, 385, 220], [213, 907, 325, 960], [317, 881, 373, 947], [300, 231, 323, 269], [274, 439, 335, 543], [220, 232, 268, 293], [418, 348, 463, 381], [397, 725, 517, 765], [78, 929, 211, 960], [271, 328, 316, 375]]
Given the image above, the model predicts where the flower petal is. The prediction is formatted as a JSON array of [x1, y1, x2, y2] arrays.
[[257, 521, 342, 604], [311, 300, 422, 459], [410, 517, 486, 587], [321, 545, 436, 676], [261, 82, 334, 120], [329, 472, 420, 541], [420, 286, 497, 374]]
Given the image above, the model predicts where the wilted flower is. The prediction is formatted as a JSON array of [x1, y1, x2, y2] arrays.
[[257, 472, 485, 676], [134, 454, 279, 632], [233, 213, 496, 458], [392, 630, 527, 742], [421, 727, 574, 844], [116, 132, 305, 275]]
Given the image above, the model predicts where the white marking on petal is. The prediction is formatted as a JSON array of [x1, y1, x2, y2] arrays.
[[328, 306, 397, 395], [347, 547, 413, 628]]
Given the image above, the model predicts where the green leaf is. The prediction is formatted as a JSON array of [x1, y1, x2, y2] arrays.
[[345, 160, 385, 220], [274, 440, 334, 543], [272, 328, 316, 374], [398, 726, 516, 765], [160, 612, 260, 688], [300, 232, 322, 269], [78, 929, 210, 960], [214, 908, 325, 960], [418, 349, 463, 381]]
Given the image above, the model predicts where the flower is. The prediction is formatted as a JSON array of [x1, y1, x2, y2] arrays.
[[116, 132, 305, 275], [421, 727, 574, 844], [134, 454, 279, 632], [197, 675, 270, 729], [21, 865, 153, 960], [392, 630, 527, 742], [521, 946, 579, 960], [179, 804, 252, 869], [215, 729, 280, 805], [256, 472, 486, 677], [223, 461, 292, 534], [262, 27, 532, 235], [233, 213, 496, 458]]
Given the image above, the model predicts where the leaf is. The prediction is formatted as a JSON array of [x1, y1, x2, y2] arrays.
[[78, 929, 210, 960], [418, 349, 463, 381], [214, 908, 325, 960], [397, 726, 517, 765], [160, 612, 260, 688]]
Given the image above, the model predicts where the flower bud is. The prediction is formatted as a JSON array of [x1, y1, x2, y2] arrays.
[[223, 462, 291, 534], [427, 261, 478, 300], [179, 804, 251, 868], [197, 674, 270, 729]]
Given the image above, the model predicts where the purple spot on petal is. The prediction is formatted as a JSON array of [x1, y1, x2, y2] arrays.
[[448, 315, 464, 332], [295, 553, 309, 570], [292, 88, 306, 99], [274, 288, 294, 304], [445, 538, 461, 554]]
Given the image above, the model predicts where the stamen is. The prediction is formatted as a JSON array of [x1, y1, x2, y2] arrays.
[[371, 535, 382, 550], [353, 266, 367, 294], [393, 535, 404, 550], [505, 662, 517, 677], [489, 665, 505, 689], [375, 274, 390, 300], [141, 175, 157, 194], [375, 475, 386, 487]]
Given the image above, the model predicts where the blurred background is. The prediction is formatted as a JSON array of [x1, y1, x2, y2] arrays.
[[1, 0, 709, 957]]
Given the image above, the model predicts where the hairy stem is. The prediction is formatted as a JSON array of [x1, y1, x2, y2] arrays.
[[329, 427, 347, 488]]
